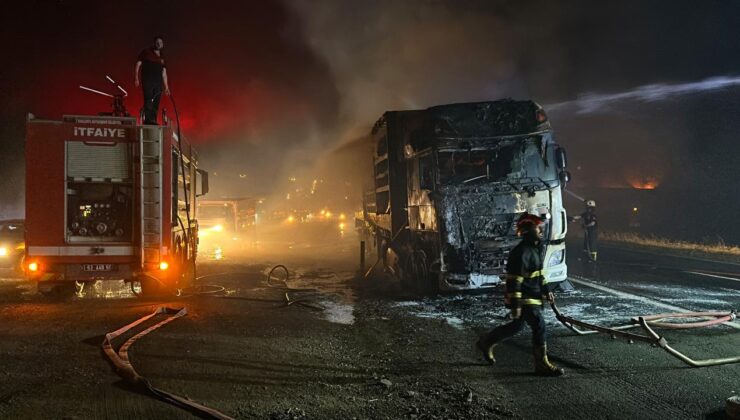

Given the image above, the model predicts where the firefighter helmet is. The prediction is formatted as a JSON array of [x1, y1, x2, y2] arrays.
[[516, 213, 545, 232], [586, 200, 596, 207]]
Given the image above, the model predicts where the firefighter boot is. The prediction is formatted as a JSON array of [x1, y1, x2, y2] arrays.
[[533, 345, 564, 376], [476, 336, 497, 364]]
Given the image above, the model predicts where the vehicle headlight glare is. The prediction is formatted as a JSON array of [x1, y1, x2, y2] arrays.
[[548, 249, 564, 267], [0, 247, 7, 257]]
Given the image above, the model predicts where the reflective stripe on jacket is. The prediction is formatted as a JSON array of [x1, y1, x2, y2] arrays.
[[504, 238, 549, 307]]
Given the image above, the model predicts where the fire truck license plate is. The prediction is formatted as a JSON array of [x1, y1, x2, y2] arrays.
[[81, 264, 113, 272]]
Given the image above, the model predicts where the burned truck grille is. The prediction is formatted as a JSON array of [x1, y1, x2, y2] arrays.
[[470, 240, 511, 274]]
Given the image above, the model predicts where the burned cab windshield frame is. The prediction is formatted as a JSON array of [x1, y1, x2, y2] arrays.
[[434, 136, 558, 186]]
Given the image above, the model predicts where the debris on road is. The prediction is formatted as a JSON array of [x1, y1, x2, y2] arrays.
[[270, 407, 308, 420]]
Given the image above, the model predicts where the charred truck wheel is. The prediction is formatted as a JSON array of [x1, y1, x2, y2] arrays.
[[410, 250, 436, 295], [400, 253, 414, 291], [400, 249, 437, 295]]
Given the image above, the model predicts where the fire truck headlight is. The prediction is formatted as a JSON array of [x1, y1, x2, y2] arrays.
[[159, 261, 169, 271], [28, 262, 39, 272], [0, 247, 7, 257], [548, 249, 565, 267]]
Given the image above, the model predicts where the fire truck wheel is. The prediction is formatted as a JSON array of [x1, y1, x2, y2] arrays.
[[178, 262, 195, 290], [38, 282, 76, 299], [132, 276, 175, 298], [14, 255, 26, 277]]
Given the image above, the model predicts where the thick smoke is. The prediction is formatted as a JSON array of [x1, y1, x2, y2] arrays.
[[0, 1, 340, 205], [289, 0, 740, 163], [2, 1, 740, 243], [289, 1, 525, 141], [288, 0, 740, 243], [282, 0, 530, 206]]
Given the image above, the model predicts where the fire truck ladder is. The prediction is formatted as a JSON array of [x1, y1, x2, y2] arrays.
[[139, 126, 163, 270]]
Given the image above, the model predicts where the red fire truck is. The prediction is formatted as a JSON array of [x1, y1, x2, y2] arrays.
[[24, 113, 208, 296]]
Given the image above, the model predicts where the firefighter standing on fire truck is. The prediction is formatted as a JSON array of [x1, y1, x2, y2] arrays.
[[476, 213, 564, 376], [135, 36, 170, 125]]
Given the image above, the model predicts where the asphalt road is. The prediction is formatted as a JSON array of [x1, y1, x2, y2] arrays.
[[0, 227, 737, 419]]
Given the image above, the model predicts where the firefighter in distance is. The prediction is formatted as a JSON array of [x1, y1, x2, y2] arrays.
[[571, 200, 598, 262], [581, 200, 598, 262], [476, 213, 565, 376]]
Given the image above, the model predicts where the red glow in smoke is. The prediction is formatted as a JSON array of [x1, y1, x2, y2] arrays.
[[4, 1, 338, 146], [25, 62, 322, 145]]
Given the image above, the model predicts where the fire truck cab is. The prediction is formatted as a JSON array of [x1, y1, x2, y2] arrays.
[[24, 113, 208, 296]]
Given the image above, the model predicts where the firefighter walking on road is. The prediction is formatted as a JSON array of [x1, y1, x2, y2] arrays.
[[476, 213, 564, 376]]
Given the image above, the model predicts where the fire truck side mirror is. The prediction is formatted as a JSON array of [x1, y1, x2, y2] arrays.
[[196, 169, 209, 197]]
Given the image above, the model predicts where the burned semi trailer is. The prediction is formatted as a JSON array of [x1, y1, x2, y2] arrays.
[[24, 113, 209, 296], [360, 100, 571, 293]]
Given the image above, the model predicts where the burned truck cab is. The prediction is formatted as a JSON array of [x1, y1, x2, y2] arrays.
[[362, 100, 570, 293]]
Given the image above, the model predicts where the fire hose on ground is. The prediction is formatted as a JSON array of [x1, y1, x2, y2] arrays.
[[102, 306, 234, 419], [265, 264, 324, 311], [550, 302, 740, 367], [102, 266, 329, 417], [177, 266, 325, 311]]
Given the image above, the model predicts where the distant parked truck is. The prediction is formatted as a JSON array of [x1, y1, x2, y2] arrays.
[[197, 198, 256, 234], [196, 198, 257, 259], [24, 113, 208, 296], [358, 100, 571, 293]]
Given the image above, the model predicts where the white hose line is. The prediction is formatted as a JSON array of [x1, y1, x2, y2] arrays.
[[569, 275, 740, 330], [102, 307, 234, 419]]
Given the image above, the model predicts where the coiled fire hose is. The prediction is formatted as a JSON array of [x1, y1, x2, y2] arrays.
[[550, 302, 740, 367], [266, 265, 323, 311], [102, 306, 234, 419]]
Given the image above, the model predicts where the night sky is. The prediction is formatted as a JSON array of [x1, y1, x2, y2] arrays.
[[1, 0, 739, 242]]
